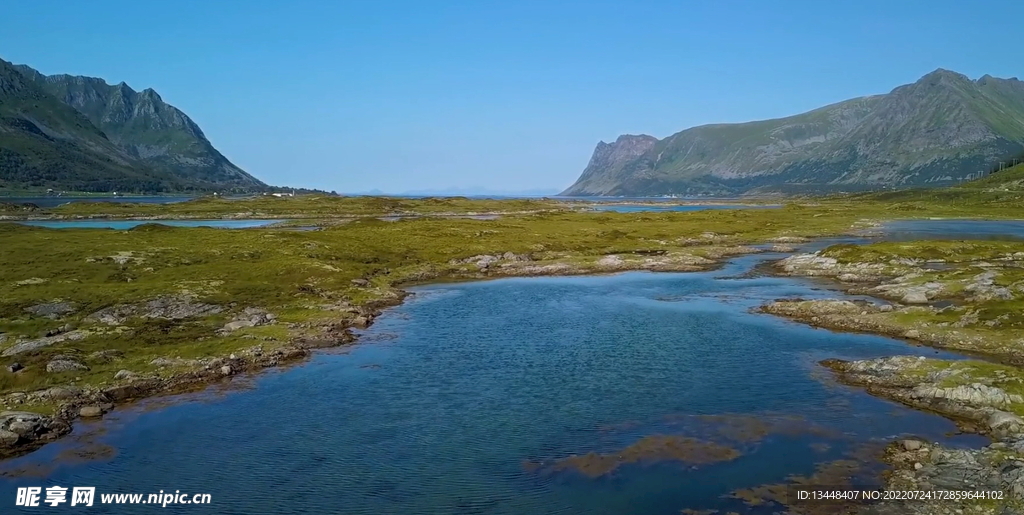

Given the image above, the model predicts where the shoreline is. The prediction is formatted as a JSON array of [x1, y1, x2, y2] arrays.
[[4, 225, 1024, 511], [0, 245, 770, 461]]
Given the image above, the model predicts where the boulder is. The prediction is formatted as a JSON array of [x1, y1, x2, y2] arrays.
[[597, 255, 624, 268], [79, 406, 104, 418], [988, 410, 1024, 430], [45, 358, 90, 374], [113, 370, 136, 380], [143, 296, 222, 320], [23, 302, 76, 319], [0, 429, 18, 447], [46, 358, 89, 373], [6, 363, 23, 373], [222, 320, 256, 332], [2, 330, 87, 357], [902, 439, 923, 451], [350, 278, 370, 287], [0, 411, 71, 446], [89, 350, 124, 363], [7, 420, 36, 437], [901, 291, 930, 304]]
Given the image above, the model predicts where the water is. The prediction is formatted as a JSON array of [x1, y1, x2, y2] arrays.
[[589, 204, 779, 213], [1, 197, 192, 209], [876, 219, 1024, 241], [0, 249, 985, 514], [13, 220, 284, 230]]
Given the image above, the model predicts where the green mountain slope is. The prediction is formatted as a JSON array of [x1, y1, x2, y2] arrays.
[[13, 63, 264, 190], [0, 58, 195, 192], [562, 70, 1024, 196]]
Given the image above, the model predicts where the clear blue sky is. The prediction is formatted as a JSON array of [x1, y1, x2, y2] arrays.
[[3, 0, 1022, 193]]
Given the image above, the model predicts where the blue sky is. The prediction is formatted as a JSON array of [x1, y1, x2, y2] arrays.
[[3, 0, 1022, 193]]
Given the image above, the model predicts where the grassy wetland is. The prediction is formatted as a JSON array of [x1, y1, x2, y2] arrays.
[[2, 165, 1024, 512]]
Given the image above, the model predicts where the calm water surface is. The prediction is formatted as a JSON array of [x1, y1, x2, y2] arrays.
[[0, 244, 989, 514], [590, 204, 779, 213], [2, 197, 192, 209], [877, 219, 1024, 241], [14, 220, 283, 229]]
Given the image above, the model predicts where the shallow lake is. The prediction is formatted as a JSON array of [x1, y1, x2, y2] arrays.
[[876, 219, 1024, 241], [1, 197, 192, 209], [589, 204, 779, 213], [0, 245, 986, 514], [14, 220, 284, 230]]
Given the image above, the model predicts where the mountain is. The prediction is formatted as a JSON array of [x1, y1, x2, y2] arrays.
[[13, 64, 263, 189], [0, 58, 265, 193], [0, 58, 190, 192], [562, 70, 1024, 196]]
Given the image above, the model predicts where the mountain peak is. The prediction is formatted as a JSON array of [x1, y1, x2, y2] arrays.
[[6, 63, 266, 192], [562, 70, 1024, 196], [918, 68, 971, 84]]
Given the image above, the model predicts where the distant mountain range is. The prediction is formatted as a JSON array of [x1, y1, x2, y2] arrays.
[[0, 57, 265, 193], [562, 69, 1024, 196], [352, 187, 561, 197]]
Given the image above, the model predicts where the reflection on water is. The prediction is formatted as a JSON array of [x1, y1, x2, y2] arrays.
[[0, 247, 988, 515]]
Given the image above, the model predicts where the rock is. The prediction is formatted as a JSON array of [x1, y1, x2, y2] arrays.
[[350, 278, 370, 287], [0, 429, 18, 447], [901, 291, 930, 304], [878, 304, 894, 312], [7, 420, 36, 437], [770, 236, 809, 244], [351, 315, 371, 328], [597, 255, 624, 268], [474, 255, 499, 270], [149, 357, 197, 368], [220, 365, 233, 376], [910, 383, 1024, 408], [89, 350, 124, 363], [1, 330, 87, 357], [222, 320, 256, 332], [6, 363, 23, 373], [35, 387, 78, 400], [79, 406, 103, 418], [23, 301, 76, 319], [904, 330, 921, 339], [501, 252, 531, 262], [988, 410, 1024, 430], [113, 370, 136, 380], [902, 439, 923, 451], [85, 304, 138, 325], [229, 354, 237, 360], [143, 296, 222, 320], [914, 462, 923, 470], [0, 411, 71, 445], [45, 358, 89, 373]]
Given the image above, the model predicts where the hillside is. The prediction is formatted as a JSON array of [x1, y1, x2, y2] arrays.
[[0, 58, 194, 192], [0, 58, 265, 193], [13, 64, 263, 189], [562, 70, 1024, 197]]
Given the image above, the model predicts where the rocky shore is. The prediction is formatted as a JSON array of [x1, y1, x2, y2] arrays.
[[761, 244, 1024, 513], [0, 243, 759, 461], [820, 356, 1024, 514]]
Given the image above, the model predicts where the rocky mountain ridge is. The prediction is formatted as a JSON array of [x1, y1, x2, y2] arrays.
[[562, 69, 1024, 196]]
